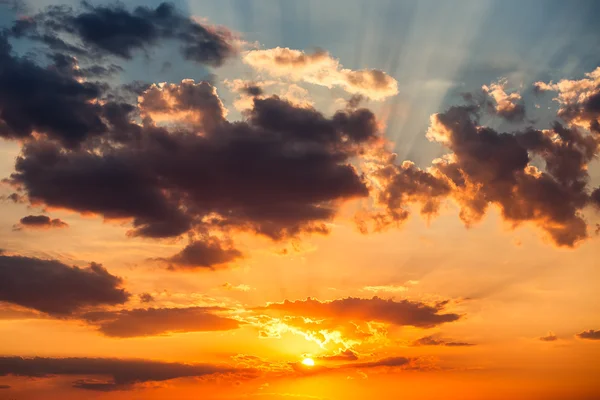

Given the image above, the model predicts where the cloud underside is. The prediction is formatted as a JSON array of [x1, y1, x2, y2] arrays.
[[0, 357, 237, 391], [0, 254, 129, 315]]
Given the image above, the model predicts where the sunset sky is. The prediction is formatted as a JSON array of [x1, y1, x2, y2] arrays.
[[0, 1, 600, 399]]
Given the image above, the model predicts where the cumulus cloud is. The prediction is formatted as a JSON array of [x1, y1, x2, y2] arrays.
[[258, 297, 460, 328], [13, 215, 68, 230], [535, 67, 600, 131], [0, 356, 238, 391], [165, 238, 243, 270], [576, 329, 600, 340], [414, 105, 599, 247], [482, 79, 525, 121], [412, 335, 475, 347], [8, 90, 378, 241], [82, 307, 240, 337], [243, 47, 398, 100], [9, 2, 237, 67], [0, 254, 129, 315]]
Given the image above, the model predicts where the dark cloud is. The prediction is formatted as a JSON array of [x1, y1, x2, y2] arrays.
[[9, 93, 376, 240], [0, 356, 237, 391], [81, 307, 239, 337], [139, 293, 154, 303], [0, 254, 129, 315], [0, 384, 10, 389], [421, 106, 598, 247], [412, 335, 475, 347], [317, 349, 358, 362], [166, 238, 243, 270], [11, 2, 236, 67], [258, 297, 460, 328], [0, 34, 108, 147], [539, 332, 558, 342], [14, 214, 68, 230], [576, 329, 600, 340]]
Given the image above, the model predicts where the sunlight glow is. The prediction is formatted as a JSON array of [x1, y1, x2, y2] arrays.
[[302, 357, 315, 367]]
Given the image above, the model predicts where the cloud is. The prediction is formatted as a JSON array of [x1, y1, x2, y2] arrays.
[[539, 332, 558, 342], [0, 254, 129, 315], [412, 335, 475, 347], [0, 35, 108, 147], [482, 79, 525, 122], [165, 238, 243, 270], [423, 106, 598, 247], [221, 283, 252, 292], [139, 79, 227, 132], [576, 329, 600, 340], [10, 2, 237, 67], [0, 384, 10, 389], [243, 47, 398, 100], [139, 293, 154, 303], [0, 356, 238, 391], [13, 215, 68, 230], [535, 67, 600, 131], [258, 297, 460, 328], [9, 90, 378, 240], [317, 349, 359, 362], [81, 307, 240, 337]]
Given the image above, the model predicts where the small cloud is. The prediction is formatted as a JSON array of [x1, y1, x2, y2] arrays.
[[139, 293, 154, 303], [576, 329, 600, 340], [13, 215, 69, 230], [412, 335, 475, 347], [221, 283, 252, 292], [539, 332, 558, 342]]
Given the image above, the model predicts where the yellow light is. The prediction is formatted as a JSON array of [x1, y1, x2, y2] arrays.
[[301, 357, 315, 367]]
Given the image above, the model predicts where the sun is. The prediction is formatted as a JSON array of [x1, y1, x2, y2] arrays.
[[301, 357, 315, 367]]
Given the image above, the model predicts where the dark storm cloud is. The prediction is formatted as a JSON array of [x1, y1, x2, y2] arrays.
[[0, 254, 129, 315], [14, 214, 68, 230], [423, 105, 599, 247], [412, 335, 475, 347], [10, 2, 236, 67], [0, 356, 238, 391], [9, 93, 376, 240], [81, 307, 240, 337], [576, 329, 600, 340], [259, 297, 460, 328], [166, 238, 243, 270]]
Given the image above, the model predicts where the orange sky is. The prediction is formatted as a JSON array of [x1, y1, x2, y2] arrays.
[[1, 1, 600, 399]]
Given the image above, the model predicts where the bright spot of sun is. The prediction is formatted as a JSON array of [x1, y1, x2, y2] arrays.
[[302, 357, 315, 367]]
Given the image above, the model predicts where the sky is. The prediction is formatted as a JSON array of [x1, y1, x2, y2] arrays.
[[0, 0, 599, 399]]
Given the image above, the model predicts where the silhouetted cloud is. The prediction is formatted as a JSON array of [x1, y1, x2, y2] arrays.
[[13, 215, 68, 230], [576, 329, 600, 340], [82, 307, 240, 337], [423, 106, 598, 246], [0, 254, 129, 315], [9, 92, 377, 240], [0, 356, 238, 391], [10, 2, 237, 67], [0, 384, 10, 389], [244, 47, 398, 100], [412, 335, 475, 347], [139, 293, 154, 303], [539, 332, 558, 342], [164, 238, 243, 270], [258, 297, 460, 328]]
